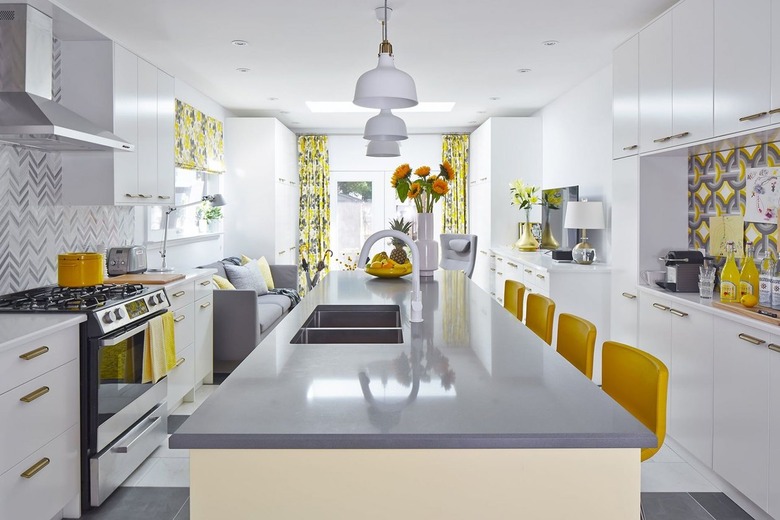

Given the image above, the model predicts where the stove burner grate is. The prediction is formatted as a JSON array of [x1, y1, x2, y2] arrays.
[[0, 284, 146, 312]]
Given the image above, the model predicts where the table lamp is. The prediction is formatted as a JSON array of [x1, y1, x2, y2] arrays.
[[149, 194, 227, 273], [563, 200, 605, 265]]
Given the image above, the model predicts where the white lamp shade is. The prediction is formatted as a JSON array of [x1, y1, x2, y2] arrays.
[[353, 53, 418, 109], [366, 140, 400, 157], [563, 201, 605, 229], [363, 109, 408, 141]]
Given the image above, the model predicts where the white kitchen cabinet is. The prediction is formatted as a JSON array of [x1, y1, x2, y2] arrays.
[[713, 318, 770, 511], [224, 118, 299, 264], [610, 156, 639, 345], [59, 42, 175, 206], [770, 341, 780, 518], [668, 301, 714, 468], [194, 288, 214, 385], [714, 0, 773, 136], [638, 292, 673, 370], [639, 12, 672, 153], [613, 35, 639, 158], [493, 254, 507, 306]]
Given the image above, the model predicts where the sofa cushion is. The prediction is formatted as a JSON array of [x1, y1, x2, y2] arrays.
[[241, 254, 276, 290], [258, 294, 293, 313], [212, 274, 235, 290], [256, 302, 284, 332], [224, 263, 268, 296]]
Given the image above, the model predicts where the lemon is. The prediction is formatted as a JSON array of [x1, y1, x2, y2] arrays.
[[741, 294, 758, 308]]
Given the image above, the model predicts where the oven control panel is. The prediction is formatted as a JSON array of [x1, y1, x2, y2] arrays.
[[97, 289, 171, 335]]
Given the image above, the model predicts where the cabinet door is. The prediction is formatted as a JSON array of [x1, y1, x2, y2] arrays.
[[610, 157, 639, 345], [714, 0, 772, 136], [112, 44, 138, 203], [494, 255, 506, 305], [713, 319, 769, 510], [195, 294, 214, 385], [672, 0, 713, 146], [669, 302, 714, 468], [136, 58, 158, 200], [638, 293, 672, 368], [639, 12, 673, 153], [157, 69, 175, 203], [613, 35, 639, 158], [167, 343, 195, 413], [770, 341, 780, 518]]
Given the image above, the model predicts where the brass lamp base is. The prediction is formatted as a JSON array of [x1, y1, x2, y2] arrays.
[[572, 237, 596, 264]]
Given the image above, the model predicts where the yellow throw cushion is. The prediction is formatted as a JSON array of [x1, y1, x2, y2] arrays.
[[212, 274, 235, 290], [240, 254, 275, 289]]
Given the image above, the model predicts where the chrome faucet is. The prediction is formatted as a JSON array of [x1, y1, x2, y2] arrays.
[[357, 230, 423, 323]]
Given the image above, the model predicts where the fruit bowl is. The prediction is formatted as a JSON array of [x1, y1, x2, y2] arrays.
[[365, 265, 412, 278]]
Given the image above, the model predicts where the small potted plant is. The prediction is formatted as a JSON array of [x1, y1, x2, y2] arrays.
[[197, 202, 223, 233]]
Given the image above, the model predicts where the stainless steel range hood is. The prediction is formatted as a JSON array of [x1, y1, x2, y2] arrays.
[[0, 4, 133, 152]]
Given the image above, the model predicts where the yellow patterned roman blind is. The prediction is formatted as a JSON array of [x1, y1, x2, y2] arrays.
[[174, 99, 225, 173]]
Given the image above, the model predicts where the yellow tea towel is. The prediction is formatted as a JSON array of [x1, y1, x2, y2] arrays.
[[142, 311, 177, 383]]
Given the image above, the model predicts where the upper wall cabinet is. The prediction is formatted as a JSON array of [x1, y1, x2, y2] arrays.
[[613, 35, 639, 158], [639, 0, 713, 153], [175, 100, 225, 174], [59, 42, 174, 206]]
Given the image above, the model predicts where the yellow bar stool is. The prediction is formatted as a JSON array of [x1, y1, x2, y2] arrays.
[[525, 293, 555, 345], [555, 313, 596, 379], [503, 280, 526, 321]]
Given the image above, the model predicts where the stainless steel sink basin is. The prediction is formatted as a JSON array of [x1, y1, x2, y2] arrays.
[[291, 305, 403, 344]]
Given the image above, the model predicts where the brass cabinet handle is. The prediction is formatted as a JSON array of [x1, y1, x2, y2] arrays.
[[174, 315, 186, 323], [479, 250, 488, 255], [768, 343, 780, 353], [199, 301, 212, 309], [622, 144, 639, 151], [536, 274, 545, 280], [175, 357, 185, 367], [496, 257, 504, 262], [671, 131, 690, 139], [490, 292, 496, 296], [157, 195, 171, 199], [497, 271, 504, 276], [200, 280, 211, 286], [738, 333, 765, 345], [653, 136, 673, 143], [278, 177, 285, 182], [739, 111, 768, 122], [769, 108, 780, 115], [497, 297, 503, 303], [20, 386, 50, 403], [479, 177, 488, 182], [470, 180, 477, 185], [622, 292, 637, 299], [489, 254, 496, 258], [124, 193, 138, 198], [652, 303, 670, 311], [278, 250, 286, 255], [670, 308, 688, 318], [20, 458, 50, 479], [289, 246, 296, 251], [138, 194, 153, 198], [19, 346, 49, 360], [172, 291, 186, 298], [490, 268, 496, 272], [524, 269, 532, 274], [507, 262, 518, 268]]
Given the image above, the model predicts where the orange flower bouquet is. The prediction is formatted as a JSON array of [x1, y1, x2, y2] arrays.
[[391, 161, 454, 213]]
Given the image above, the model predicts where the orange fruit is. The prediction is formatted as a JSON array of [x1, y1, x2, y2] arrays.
[[741, 294, 758, 308]]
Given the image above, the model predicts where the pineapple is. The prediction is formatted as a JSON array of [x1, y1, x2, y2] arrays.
[[388, 217, 412, 265]]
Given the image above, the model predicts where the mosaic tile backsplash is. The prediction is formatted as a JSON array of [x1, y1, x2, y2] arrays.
[[689, 142, 780, 260]]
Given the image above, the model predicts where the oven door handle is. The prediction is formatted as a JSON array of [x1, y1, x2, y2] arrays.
[[99, 322, 150, 347], [110, 415, 163, 454]]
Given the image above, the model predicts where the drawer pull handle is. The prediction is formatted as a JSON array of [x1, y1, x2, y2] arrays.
[[278, 250, 286, 255], [479, 177, 488, 181], [157, 195, 171, 199], [652, 303, 670, 311], [175, 357, 186, 367], [490, 268, 496, 272], [289, 246, 296, 251], [200, 280, 211, 286], [138, 194, 153, 199], [669, 309, 688, 318], [769, 343, 780, 353], [738, 333, 765, 345], [200, 301, 212, 309], [622, 144, 638, 151], [125, 193, 137, 198], [671, 131, 690, 139], [507, 262, 518, 268], [536, 274, 545, 280], [653, 135, 673, 143], [769, 108, 780, 115], [19, 346, 49, 360], [524, 269, 532, 274], [490, 292, 496, 296], [20, 386, 50, 403], [497, 271, 503, 276], [172, 291, 186, 298], [479, 250, 488, 255], [21, 458, 50, 479], [739, 111, 768, 122], [174, 315, 186, 323], [622, 292, 637, 299]]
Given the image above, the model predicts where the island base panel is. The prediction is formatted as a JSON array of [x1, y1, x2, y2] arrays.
[[190, 448, 639, 519]]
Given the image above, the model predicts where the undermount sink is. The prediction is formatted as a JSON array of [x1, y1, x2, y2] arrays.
[[290, 305, 403, 344]]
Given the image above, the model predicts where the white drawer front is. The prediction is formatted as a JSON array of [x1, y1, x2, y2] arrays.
[[194, 275, 214, 300], [0, 360, 79, 473], [195, 294, 214, 384], [172, 303, 195, 351], [166, 281, 195, 311], [167, 343, 195, 412], [0, 326, 78, 396], [0, 425, 79, 520]]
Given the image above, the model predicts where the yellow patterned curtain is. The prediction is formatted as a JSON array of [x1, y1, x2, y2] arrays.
[[298, 135, 331, 294], [442, 134, 469, 233]]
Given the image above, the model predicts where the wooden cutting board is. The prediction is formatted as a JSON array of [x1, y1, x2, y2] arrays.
[[711, 301, 780, 326], [105, 273, 185, 285]]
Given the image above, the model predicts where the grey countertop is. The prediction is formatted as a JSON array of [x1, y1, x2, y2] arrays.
[[170, 270, 655, 450], [0, 314, 86, 353]]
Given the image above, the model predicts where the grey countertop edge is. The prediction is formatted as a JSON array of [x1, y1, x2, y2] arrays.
[[0, 314, 86, 353], [169, 431, 657, 450]]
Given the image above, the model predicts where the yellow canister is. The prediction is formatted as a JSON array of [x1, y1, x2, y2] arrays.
[[58, 252, 105, 287]]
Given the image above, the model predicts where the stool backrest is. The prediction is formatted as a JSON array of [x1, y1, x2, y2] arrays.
[[556, 313, 596, 379], [525, 293, 555, 345], [439, 234, 478, 278], [503, 280, 526, 321]]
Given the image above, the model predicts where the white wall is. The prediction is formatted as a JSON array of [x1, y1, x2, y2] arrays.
[[535, 65, 614, 262]]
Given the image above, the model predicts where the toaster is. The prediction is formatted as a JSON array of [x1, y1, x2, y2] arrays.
[[107, 246, 147, 276]]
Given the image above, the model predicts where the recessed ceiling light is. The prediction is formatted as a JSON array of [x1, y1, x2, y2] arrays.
[[489, 97, 500, 101], [542, 40, 559, 46], [231, 40, 249, 47], [291, 121, 300, 125], [268, 97, 279, 101], [517, 68, 532, 73], [468, 120, 478, 124], [280, 110, 290, 114], [477, 110, 487, 114], [236, 67, 251, 73], [305, 101, 455, 113]]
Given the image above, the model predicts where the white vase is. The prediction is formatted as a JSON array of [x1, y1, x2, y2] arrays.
[[416, 212, 438, 279]]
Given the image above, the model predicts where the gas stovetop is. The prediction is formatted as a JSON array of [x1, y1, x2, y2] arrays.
[[0, 284, 171, 336]]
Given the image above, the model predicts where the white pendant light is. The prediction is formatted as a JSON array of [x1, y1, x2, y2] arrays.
[[363, 109, 408, 141], [366, 140, 400, 157], [353, 1, 418, 109]]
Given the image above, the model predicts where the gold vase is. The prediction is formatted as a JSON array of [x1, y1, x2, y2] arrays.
[[540, 206, 559, 250], [513, 209, 539, 251]]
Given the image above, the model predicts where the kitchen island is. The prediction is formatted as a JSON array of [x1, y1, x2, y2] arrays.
[[170, 270, 655, 519]]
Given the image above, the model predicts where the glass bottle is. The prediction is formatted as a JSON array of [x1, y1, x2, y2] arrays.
[[739, 243, 759, 298], [720, 241, 740, 303], [760, 250, 775, 307]]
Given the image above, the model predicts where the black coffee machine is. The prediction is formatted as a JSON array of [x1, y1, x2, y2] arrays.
[[658, 250, 705, 292]]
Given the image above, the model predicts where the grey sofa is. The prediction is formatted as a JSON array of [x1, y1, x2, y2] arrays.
[[199, 260, 298, 373]]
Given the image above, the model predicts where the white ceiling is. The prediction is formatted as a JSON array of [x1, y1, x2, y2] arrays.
[[45, 0, 676, 135]]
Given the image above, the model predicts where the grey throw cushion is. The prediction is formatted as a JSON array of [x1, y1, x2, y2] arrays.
[[224, 262, 268, 296], [449, 239, 471, 253]]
